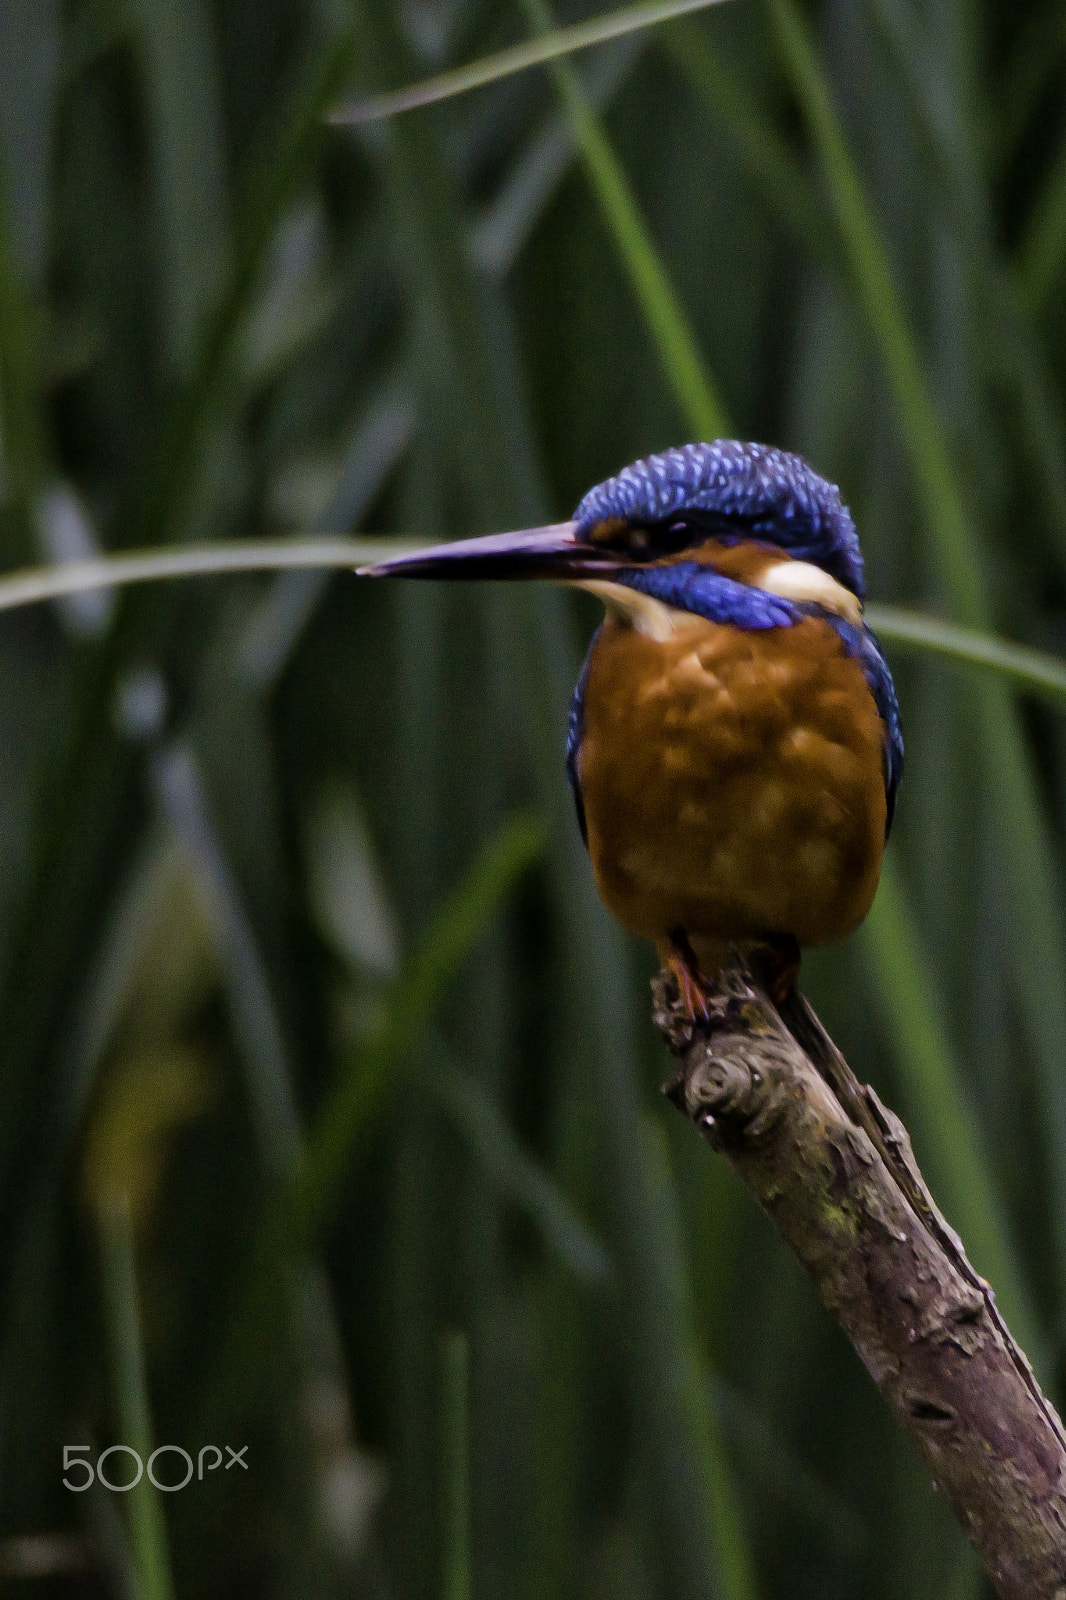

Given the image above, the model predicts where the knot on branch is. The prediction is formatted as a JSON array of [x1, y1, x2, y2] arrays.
[[654, 963, 796, 1146]]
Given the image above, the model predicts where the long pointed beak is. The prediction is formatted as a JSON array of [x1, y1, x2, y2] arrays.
[[357, 521, 618, 581]]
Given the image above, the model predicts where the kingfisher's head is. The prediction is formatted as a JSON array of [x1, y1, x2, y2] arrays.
[[359, 441, 865, 617], [571, 441, 864, 599]]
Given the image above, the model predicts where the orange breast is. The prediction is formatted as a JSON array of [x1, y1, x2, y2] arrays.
[[576, 613, 887, 950]]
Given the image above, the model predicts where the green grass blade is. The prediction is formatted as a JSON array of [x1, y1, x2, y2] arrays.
[[0, 157, 45, 542], [707, 1370, 866, 1558], [661, 17, 835, 269], [469, 35, 644, 277], [98, 1202, 175, 1600], [330, 0, 733, 124], [859, 859, 1044, 1371], [0, 24, 370, 1206], [0, 0, 55, 547], [0, 0, 55, 555], [237, 376, 415, 690], [429, 1061, 611, 1285], [865, 0, 1066, 555], [194, 815, 544, 1438], [1016, 131, 1066, 317], [441, 1330, 473, 1600], [866, 604, 1066, 709], [292, 812, 545, 1232], [134, 22, 360, 547], [129, 0, 229, 371], [151, 742, 301, 1179], [991, 8, 1066, 176], [0, 0, 58, 292], [519, 0, 730, 441], [767, 0, 981, 622], [640, 1120, 759, 1600], [0, 537, 417, 612]]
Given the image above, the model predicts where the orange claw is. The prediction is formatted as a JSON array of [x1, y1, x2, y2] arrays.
[[666, 933, 711, 1023]]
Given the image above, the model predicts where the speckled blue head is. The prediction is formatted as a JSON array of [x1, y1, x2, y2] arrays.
[[573, 440, 866, 601]]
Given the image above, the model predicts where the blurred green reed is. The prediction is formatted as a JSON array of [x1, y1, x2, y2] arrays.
[[97, 1201, 176, 1600], [0, 2, 1064, 1597], [441, 1330, 472, 1600]]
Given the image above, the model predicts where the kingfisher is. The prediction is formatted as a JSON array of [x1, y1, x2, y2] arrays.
[[361, 441, 902, 1018]]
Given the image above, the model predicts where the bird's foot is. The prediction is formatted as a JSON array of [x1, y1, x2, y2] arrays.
[[756, 935, 801, 1009], [665, 931, 711, 1023]]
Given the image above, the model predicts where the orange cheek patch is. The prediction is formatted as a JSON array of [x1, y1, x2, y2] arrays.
[[655, 539, 786, 584]]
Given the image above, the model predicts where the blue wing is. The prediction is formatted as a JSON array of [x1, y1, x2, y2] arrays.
[[825, 617, 904, 837], [566, 627, 598, 847]]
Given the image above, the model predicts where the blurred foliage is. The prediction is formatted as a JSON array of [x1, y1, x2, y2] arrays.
[[0, 0, 1065, 1596]]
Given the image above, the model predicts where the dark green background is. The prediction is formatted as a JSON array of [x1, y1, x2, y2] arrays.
[[0, 1, 1063, 1596]]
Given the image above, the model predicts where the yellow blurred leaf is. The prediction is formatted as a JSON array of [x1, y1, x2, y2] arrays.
[[81, 1045, 213, 1230]]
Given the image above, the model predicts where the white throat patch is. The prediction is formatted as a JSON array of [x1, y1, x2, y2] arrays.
[[573, 579, 681, 641]]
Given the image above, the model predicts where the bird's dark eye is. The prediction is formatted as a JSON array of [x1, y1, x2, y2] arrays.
[[647, 515, 719, 555], [586, 510, 735, 559]]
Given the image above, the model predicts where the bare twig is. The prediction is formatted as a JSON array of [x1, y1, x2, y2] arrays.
[[655, 956, 1066, 1600]]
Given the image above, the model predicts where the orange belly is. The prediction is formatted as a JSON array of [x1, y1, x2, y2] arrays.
[[576, 613, 887, 953]]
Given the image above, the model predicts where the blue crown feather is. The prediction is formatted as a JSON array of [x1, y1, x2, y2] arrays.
[[573, 440, 866, 600]]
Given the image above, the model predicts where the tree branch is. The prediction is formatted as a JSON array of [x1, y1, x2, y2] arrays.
[[655, 957, 1066, 1600]]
